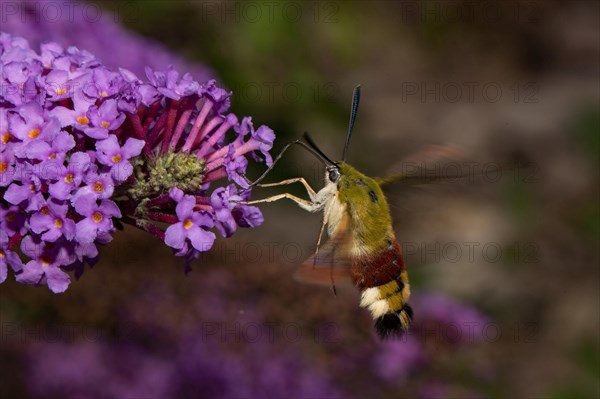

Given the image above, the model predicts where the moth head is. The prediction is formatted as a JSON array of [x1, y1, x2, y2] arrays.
[[326, 165, 341, 183]]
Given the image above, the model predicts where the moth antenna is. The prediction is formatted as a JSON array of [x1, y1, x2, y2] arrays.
[[247, 139, 330, 187], [342, 85, 361, 162], [303, 132, 336, 165]]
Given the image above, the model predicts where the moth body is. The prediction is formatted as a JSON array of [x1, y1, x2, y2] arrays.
[[243, 85, 413, 339]]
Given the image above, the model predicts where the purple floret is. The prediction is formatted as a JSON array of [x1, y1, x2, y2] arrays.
[[73, 194, 121, 244], [165, 188, 216, 252], [16, 235, 75, 293], [95, 135, 145, 183], [29, 198, 76, 242]]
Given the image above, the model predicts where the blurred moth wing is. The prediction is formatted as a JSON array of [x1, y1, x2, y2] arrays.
[[294, 212, 354, 288], [376, 144, 467, 187]]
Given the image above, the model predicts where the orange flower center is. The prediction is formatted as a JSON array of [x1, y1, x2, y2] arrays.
[[101, 121, 110, 128], [55, 87, 67, 95], [48, 153, 57, 159], [0, 249, 5, 258], [92, 211, 103, 223], [0, 162, 7, 173], [183, 219, 193, 229], [1, 132, 13, 144], [6, 212, 15, 222], [28, 128, 40, 139], [54, 218, 63, 228], [99, 91, 108, 97], [41, 256, 52, 266], [77, 116, 90, 125], [111, 154, 122, 163], [41, 206, 50, 215], [93, 181, 104, 193], [64, 173, 75, 184]]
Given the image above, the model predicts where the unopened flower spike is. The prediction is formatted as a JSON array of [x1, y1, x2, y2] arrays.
[[0, 33, 273, 293]]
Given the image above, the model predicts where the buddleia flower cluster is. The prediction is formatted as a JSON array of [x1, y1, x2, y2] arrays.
[[0, 33, 274, 293]]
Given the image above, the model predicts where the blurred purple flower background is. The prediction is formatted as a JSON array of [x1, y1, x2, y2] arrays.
[[18, 285, 491, 399], [2, 0, 213, 80]]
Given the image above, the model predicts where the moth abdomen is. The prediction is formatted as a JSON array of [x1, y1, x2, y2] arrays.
[[354, 241, 413, 339], [351, 241, 405, 290], [374, 305, 413, 339]]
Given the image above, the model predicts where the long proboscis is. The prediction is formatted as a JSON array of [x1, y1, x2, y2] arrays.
[[302, 132, 336, 165], [247, 139, 332, 187]]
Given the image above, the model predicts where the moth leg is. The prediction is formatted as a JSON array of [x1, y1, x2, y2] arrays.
[[310, 206, 337, 295], [257, 177, 317, 202], [329, 243, 338, 296], [240, 193, 322, 212], [313, 205, 331, 266]]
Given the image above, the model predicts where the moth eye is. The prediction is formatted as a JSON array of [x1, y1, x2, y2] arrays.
[[328, 169, 340, 183]]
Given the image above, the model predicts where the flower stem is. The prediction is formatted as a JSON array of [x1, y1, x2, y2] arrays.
[[203, 166, 227, 183], [147, 108, 169, 152], [168, 96, 197, 151], [123, 216, 165, 241], [128, 109, 145, 139], [147, 211, 178, 224], [196, 114, 237, 159], [160, 99, 180, 154], [146, 194, 173, 208], [182, 99, 213, 153], [142, 101, 161, 132]]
